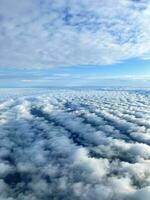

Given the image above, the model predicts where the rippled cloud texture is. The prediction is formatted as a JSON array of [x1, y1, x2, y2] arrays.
[[0, 89, 150, 199], [0, 0, 150, 68]]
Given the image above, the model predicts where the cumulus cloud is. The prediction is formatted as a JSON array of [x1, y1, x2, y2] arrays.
[[0, 0, 150, 68], [0, 88, 150, 199]]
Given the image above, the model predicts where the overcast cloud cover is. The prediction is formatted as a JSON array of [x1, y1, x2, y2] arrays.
[[0, 0, 150, 68], [0, 89, 150, 199]]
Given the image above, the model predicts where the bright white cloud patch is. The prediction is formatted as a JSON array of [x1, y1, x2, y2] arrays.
[[0, 88, 150, 199], [0, 0, 150, 68]]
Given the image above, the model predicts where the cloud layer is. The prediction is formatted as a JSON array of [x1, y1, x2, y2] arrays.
[[0, 0, 150, 68], [0, 88, 150, 199]]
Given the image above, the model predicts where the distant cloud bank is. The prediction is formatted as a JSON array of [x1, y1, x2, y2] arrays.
[[0, 0, 150, 68], [0, 89, 150, 199]]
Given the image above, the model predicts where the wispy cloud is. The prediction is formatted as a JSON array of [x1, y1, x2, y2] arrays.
[[0, 0, 150, 68]]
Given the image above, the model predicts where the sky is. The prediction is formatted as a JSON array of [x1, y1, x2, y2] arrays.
[[0, 0, 150, 87]]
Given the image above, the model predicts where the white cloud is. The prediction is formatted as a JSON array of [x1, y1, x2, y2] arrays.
[[0, 88, 150, 199], [0, 0, 150, 68]]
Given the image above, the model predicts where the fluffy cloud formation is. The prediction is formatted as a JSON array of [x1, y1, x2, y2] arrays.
[[0, 88, 150, 199], [0, 0, 150, 68]]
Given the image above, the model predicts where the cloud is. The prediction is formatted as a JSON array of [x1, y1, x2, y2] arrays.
[[0, 88, 150, 199], [0, 0, 150, 68]]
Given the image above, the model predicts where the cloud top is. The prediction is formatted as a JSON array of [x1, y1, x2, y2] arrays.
[[0, 88, 150, 199]]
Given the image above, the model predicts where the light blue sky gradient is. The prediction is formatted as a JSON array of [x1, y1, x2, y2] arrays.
[[0, 58, 150, 88]]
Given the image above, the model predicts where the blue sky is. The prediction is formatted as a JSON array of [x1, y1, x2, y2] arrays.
[[1, 58, 150, 87], [0, 0, 150, 87]]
